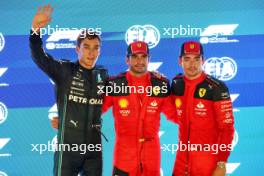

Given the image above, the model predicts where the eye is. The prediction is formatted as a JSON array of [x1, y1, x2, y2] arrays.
[[131, 55, 137, 59], [195, 57, 201, 61], [142, 55, 148, 59], [183, 58, 190, 62]]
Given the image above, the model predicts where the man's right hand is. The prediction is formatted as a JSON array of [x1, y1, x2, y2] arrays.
[[32, 4, 53, 33], [50, 117, 59, 129]]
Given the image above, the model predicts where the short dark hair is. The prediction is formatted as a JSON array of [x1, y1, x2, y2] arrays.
[[76, 29, 101, 47]]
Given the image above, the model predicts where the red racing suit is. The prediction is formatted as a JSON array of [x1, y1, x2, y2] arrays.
[[171, 72, 234, 176], [102, 71, 178, 176]]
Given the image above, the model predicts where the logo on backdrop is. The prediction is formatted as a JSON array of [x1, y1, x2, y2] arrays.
[[203, 57, 237, 81], [125, 24, 160, 49], [45, 28, 102, 50], [0, 102, 8, 124], [200, 24, 239, 44], [0, 171, 8, 176], [48, 104, 58, 120], [232, 130, 239, 149], [0, 138, 11, 157], [0, 33, 5, 52], [45, 30, 79, 50], [0, 68, 9, 87]]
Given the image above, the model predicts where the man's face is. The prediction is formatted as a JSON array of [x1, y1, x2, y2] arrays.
[[76, 38, 100, 69], [126, 53, 149, 76], [179, 54, 204, 79]]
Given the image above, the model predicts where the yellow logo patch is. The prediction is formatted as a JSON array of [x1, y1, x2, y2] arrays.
[[152, 86, 161, 96], [190, 44, 195, 49], [199, 88, 206, 97], [119, 98, 129, 108], [175, 98, 182, 108]]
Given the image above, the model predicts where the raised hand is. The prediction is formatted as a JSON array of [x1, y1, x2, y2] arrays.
[[32, 4, 53, 33]]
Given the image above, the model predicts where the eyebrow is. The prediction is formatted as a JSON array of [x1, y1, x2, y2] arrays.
[[83, 44, 100, 47], [183, 56, 200, 59], [131, 54, 148, 57]]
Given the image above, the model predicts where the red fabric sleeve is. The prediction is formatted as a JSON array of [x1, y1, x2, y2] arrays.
[[213, 84, 235, 162], [102, 95, 113, 114], [161, 95, 179, 124]]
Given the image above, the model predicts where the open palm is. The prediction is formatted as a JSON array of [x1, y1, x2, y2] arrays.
[[32, 4, 53, 32]]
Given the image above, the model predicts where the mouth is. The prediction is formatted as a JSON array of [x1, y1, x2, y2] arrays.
[[86, 57, 95, 61], [135, 65, 145, 68], [188, 68, 197, 71]]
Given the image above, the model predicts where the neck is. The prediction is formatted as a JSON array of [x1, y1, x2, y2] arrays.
[[185, 72, 203, 80], [129, 70, 148, 77]]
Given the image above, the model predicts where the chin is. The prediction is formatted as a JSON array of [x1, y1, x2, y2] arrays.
[[136, 69, 146, 73], [86, 61, 95, 66]]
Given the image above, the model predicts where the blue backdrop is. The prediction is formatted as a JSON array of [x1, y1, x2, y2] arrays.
[[0, 0, 264, 175]]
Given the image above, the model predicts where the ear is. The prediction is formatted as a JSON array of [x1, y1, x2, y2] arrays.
[[97, 45, 101, 56], [178, 57, 183, 66], [75, 45, 80, 55], [147, 55, 150, 62], [125, 57, 130, 65]]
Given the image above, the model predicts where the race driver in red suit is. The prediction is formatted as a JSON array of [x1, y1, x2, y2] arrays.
[[171, 41, 235, 176], [102, 41, 178, 176]]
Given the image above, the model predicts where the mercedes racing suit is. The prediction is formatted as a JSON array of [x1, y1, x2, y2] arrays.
[[171, 72, 234, 176], [102, 71, 178, 176], [29, 31, 108, 176]]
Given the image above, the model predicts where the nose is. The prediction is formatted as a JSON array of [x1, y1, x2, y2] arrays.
[[189, 60, 196, 67], [137, 59, 144, 64], [137, 57, 147, 64], [87, 49, 96, 57]]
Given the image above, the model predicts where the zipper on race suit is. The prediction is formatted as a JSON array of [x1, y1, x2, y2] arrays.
[[185, 121, 191, 176], [139, 97, 143, 174], [137, 95, 145, 175], [185, 85, 192, 176]]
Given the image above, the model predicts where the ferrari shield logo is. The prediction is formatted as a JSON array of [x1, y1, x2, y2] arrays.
[[199, 88, 206, 97]]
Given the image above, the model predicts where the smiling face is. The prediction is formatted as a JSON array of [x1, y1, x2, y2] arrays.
[[179, 54, 204, 80], [76, 38, 100, 69], [126, 53, 149, 76]]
